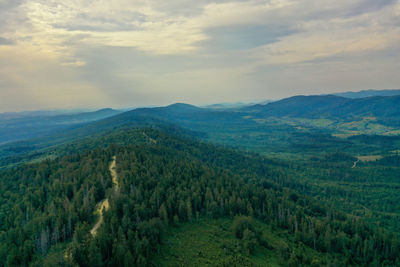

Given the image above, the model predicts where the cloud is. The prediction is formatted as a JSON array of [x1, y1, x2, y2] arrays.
[[242, 0, 400, 65], [201, 24, 298, 51], [0, 37, 14, 45], [1, 0, 400, 111], [343, 0, 397, 17], [5, 0, 399, 57]]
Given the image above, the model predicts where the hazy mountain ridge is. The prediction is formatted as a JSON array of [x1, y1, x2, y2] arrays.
[[333, 89, 400, 98], [2, 93, 400, 168], [204, 100, 271, 109], [243, 94, 400, 122], [0, 108, 122, 145]]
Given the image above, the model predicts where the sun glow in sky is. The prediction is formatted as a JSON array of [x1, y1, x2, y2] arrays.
[[1, 0, 400, 111]]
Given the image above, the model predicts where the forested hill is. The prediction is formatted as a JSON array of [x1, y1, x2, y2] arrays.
[[0, 103, 243, 167], [3, 94, 400, 168], [334, 89, 400, 98], [0, 128, 399, 266], [3, 93, 400, 155], [243, 95, 400, 120]]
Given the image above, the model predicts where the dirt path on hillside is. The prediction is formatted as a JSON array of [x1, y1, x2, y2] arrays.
[[90, 156, 117, 236], [143, 132, 157, 144], [109, 155, 119, 190], [352, 159, 359, 168], [90, 199, 109, 236]]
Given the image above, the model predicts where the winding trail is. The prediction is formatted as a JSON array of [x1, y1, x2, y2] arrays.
[[143, 131, 157, 144], [352, 159, 359, 169], [109, 156, 119, 190], [90, 156, 118, 236]]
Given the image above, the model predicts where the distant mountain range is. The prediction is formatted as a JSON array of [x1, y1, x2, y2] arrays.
[[243, 94, 400, 122], [203, 89, 400, 110], [0, 108, 121, 145], [332, 89, 400, 98], [204, 100, 272, 109], [2, 90, 400, 163]]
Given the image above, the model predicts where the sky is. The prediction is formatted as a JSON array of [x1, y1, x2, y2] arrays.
[[0, 0, 400, 112]]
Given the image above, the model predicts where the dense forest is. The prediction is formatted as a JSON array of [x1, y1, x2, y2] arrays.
[[0, 128, 399, 266]]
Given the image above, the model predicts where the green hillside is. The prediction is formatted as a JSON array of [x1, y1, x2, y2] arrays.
[[0, 128, 399, 266]]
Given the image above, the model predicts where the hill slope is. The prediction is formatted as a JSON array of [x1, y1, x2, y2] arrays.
[[0, 128, 399, 266], [334, 89, 400, 98], [244, 95, 400, 121]]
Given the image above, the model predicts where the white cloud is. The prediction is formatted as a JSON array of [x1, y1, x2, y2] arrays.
[[244, 1, 400, 65], [15, 0, 208, 55]]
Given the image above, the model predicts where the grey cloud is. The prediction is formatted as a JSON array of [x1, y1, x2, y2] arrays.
[[0, 37, 14, 45], [52, 12, 147, 32], [52, 23, 140, 32], [0, 0, 25, 10], [0, 0, 29, 34], [60, 34, 91, 46], [151, 0, 246, 16], [344, 0, 398, 17], [303, 45, 400, 65], [202, 24, 298, 50], [302, 0, 399, 21], [74, 43, 253, 78]]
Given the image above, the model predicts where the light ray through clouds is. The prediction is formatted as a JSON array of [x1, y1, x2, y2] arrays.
[[0, 0, 400, 111]]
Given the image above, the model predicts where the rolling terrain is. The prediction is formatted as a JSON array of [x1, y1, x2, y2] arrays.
[[1, 128, 399, 266], [2, 94, 400, 168], [0, 93, 400, 266]]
